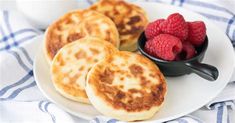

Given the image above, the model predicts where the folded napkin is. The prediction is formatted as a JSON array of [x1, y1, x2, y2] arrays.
[[0, 0, 235, 123], [0, 100, 75, 123]]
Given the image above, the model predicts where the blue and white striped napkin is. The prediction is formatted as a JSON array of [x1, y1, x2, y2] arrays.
[[0, 0, 235, 123]]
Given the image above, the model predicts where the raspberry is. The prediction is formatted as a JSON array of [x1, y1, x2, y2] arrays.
[[160, 13, 188, 41], [187, 21, 206, 46], [176, 42, 196, 60], [145, 19, 165, 40], [144, 34, 182, 61]]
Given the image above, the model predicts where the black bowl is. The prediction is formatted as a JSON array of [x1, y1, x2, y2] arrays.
[[138, 32, 219, 81]]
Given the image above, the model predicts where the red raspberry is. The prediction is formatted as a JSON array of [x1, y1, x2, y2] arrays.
[[176, 42, 196, 60], [145, 19, 165, 40], [144, 34, 182, 61], [160, 13, 188, 41], [187, 21, 206, 46]]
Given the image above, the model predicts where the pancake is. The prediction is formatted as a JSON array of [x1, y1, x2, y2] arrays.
[[86, 51, 167, 121], [89, 0, 148, 51], [44, 9, 119, 63], [51, 37, 118, 103]]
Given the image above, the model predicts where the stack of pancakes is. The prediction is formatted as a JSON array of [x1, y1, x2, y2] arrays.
[[44, 0, 167, 121]]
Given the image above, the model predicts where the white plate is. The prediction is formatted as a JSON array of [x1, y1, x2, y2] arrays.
[[33, 2, 235, 122]]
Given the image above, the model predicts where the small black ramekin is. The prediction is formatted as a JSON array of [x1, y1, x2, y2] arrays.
[[138, 32, 219, 81]]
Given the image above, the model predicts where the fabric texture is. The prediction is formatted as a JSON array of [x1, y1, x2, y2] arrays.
[[0, 0, 235, 123]]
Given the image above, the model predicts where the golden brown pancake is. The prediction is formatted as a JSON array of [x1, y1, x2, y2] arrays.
[[89, 0, 148, 51], [51, 37, 118, 103], [44, 9, 119, 63], [86, 51, 167, 121]]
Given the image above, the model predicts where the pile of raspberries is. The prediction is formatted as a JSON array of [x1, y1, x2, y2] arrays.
[[144, 13, 206, 61]]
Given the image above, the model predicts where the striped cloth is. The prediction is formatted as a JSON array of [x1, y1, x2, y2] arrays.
[[0, 0, 235, 123]]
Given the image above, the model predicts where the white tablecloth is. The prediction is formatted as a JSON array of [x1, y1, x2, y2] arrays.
[[0, 0, 235, 123]]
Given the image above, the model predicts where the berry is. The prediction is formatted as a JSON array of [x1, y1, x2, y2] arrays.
[[176, 42, 196, 60], [145, 19, 165, 40], [187, 21, 206, 46], [144, 34, 182, 61], [160, 13, 188, 41]]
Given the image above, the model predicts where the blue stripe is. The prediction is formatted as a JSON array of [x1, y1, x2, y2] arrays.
[[0, 81, 36, 101], [38, 100, 46, 112], [3, 10, 18, 46], [179, 0, 184, 6], [198, 12, 230, 22], [0, 34, 36, 51], [17, 35, 36, 44], [0, 25, 6, 38], [0, 70, 33, 96], [44, 102, 51, 111], [0, 25, 10, 49], [171, 0, 176, 5], [233, 30, 235, 41], [151, 0, 162, 2], [226, 16, 235, 40], [86, 0, 94, 5], [176, 118, 188, 123], [217, 103, 224, 123], [1, 11, 37, 50], [158, 0, 235, 26], [0, 28, 38, 43], [180, 0, 235, 42], [107, 119, 118, 123], [210, 102, 224, 110], [45, 102, 56, 123], [19, 47, 33, 65], [94, 118, 100, 123], [185, 0, 234, 16], [231, 41, 235, 46], [225, 100, 235, 109], [6, 50, 31, 71], [39, 101, 56, 123]]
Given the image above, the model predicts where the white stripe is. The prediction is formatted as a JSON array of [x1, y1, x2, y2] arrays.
[[222, 104, 228, 123]]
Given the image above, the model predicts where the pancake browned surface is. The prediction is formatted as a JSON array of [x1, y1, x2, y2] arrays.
[[86, 51, 167, 121], [89, 0, 148, 51], [44, 9, 119, 63], [51, 37, 118, 103]]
